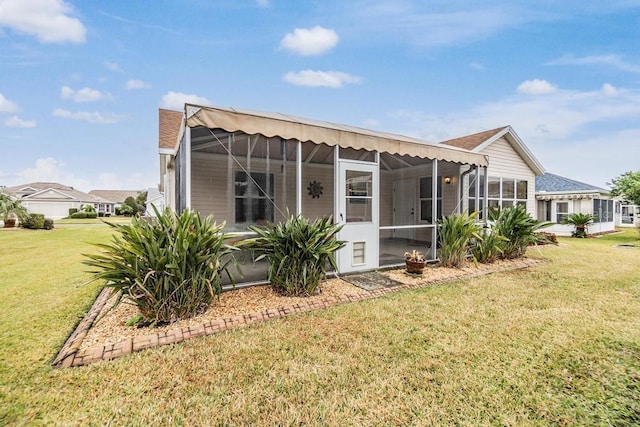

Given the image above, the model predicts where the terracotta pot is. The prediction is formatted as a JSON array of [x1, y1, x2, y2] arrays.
[[405, 259, 426, 274], [3, 218, 16, 228]]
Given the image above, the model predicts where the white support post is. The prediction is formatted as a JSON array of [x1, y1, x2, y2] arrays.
[[185, 126, 191, 209], [334, 145, 340, 223], [296, 140, 302, 216], [432, 158, 438, 261]]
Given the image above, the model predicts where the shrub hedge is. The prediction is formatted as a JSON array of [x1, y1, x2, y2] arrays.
[[20, 213, 53, 230]]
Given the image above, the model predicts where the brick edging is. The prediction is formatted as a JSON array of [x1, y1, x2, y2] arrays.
[[53, 258, 545, 368]]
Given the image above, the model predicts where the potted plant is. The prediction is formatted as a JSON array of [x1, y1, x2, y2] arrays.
[[404, 249, 426, 274], [0, 190, 27, 228]]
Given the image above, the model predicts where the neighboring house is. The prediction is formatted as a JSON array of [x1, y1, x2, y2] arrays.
[[5, 182, 107, 219], [158, 104, 546, 283], [441, 126, 545, 218], [617, 203, 639, 228], [88, 190, 140, 213], [145, 187, 165, 216], [535, 173, 616, 236]]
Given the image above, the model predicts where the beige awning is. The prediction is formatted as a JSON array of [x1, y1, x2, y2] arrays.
[[185, 104, 488, 167]]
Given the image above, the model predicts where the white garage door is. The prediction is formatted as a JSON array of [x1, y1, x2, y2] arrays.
[[26, 202, 72, 219]]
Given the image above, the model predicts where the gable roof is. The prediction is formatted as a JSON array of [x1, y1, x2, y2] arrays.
[[88, 190, 139, 204], [440, 127, 508, 151], [5, 182, 99, 203], [440, 126, 545, 175], [159, 108, 183, 152], [536, 173, 608, 194], [179, 104, 488, 166]]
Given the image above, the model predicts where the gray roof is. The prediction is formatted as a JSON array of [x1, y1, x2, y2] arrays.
[[5, 182, 101, 202], [535, 173, 608, 193], [88, 190, 140, 204]]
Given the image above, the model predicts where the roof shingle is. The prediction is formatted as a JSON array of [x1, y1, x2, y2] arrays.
[[535, 173, 608, 193], [440, 127, 508, 150], [159, 108, 183, 150]]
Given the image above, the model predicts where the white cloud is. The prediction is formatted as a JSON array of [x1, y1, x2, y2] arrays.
[[0, 93, 20, 113], [104, 61, 123, 73], [350, 4, 515, 48], [387, 84, 640, 188], [256, 0, 269, 7], [547, 54, 640, 74], [61, 86, 110, 103], [601, 83, 618, 97], [125, 79, 151, 90], [0, 0, 86, 43], [280, 26, 339, 56], [283, 70, 361, 88], [517, 79, 557, 95], [470, 62, 485, 71], [161, 91, 211, 110], [11, 158, 90, 189], [4, 115, 36, 128], [51, 108, 124, 124]]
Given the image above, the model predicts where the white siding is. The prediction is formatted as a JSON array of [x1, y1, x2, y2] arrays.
[[481, 137, 537, 217]]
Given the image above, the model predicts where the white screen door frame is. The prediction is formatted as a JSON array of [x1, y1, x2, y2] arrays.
[[336, 159, 379, 273]]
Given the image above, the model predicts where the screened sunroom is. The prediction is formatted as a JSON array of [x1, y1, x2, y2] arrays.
[[167, 105, 488, 284]]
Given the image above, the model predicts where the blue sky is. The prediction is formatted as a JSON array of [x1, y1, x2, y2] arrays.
[[1, 0, 639, 191]]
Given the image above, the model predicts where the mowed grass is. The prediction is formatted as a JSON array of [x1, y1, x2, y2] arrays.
[[1, 226, 639, 425]]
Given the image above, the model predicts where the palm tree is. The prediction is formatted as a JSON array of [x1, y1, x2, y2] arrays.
[[0, 190, 28, 228], [563, 213, 594, 238]]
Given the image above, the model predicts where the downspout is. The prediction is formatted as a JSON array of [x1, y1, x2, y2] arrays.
[[483, 158, 489, 224], [458, 165, 476, 214]]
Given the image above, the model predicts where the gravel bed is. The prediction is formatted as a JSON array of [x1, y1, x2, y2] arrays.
[[81, 260, 533, 351]]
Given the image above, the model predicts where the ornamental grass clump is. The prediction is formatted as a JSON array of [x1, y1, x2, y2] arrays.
[[247, 215, 345, 296], [84, 208, 237, 326], [438, 212, 482, 268], [489, 205, 551, 259]]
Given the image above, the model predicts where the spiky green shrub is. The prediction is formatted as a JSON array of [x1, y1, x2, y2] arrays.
[[563, 212, 594, 238], [246, 215, 345, 296], [490, 205, 551, 259], [438, 212, 482, 268], [84, 208, 237, 325], [471, 227, 507, 264]]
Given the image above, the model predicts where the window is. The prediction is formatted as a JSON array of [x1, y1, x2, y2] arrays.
[[345, 170, 373, 222], [556, 202, 569, 224], [593, 199, 613, 223], [419, 176, 442, 223], [486, 176, 528, 211], [235, 171, 274, 224]]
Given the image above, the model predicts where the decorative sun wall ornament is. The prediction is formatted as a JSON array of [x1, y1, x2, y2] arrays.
[[307, 180, 323, 198]]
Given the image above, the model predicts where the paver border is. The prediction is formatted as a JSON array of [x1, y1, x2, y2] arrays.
[[53, 258, 545, 368]]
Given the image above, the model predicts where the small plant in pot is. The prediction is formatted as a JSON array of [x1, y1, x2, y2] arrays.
[[404, 249, 426, 274]]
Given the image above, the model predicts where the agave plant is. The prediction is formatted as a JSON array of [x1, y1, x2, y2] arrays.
[[438, 212, 482, 268], [563, 212, 594, 238], [489, 205, 552, 259], [84, 207, 237, 325], [245, 215, 345, 296]]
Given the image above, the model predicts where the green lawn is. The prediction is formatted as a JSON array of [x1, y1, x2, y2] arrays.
[[1, 226, 639, 425]]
